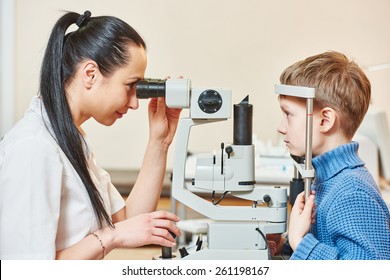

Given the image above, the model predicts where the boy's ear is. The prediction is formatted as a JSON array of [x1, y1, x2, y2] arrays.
[[319, 107, 337, 133], [81, 60, 100, 89]]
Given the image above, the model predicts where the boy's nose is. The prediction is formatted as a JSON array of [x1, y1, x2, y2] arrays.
[[277, 119, 286, 135]]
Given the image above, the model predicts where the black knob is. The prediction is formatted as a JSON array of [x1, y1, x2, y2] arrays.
[[198, 90, 223, 114], [225, 146, 233, 155], [161, 231, 176, 259], [179, 247, 189, 258], [263, 194, 271, 203]]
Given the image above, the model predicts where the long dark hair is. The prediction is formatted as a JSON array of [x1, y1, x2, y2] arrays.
[[40, 11, 146, 228]]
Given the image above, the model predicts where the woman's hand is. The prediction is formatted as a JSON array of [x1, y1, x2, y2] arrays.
[[288, 191, 316, 251], [56, 210, 181, 260], [111, 210, 181, 249], [147, 77, 182, 147]]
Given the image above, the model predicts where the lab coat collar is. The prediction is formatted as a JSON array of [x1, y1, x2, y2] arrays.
[[27, 95, 91, 159]]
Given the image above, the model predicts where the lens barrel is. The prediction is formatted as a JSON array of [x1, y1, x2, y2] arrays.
[[136, 79, 166, 99], [233, 95, 253, 145]]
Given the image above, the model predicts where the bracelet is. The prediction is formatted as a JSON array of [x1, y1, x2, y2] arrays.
[[89, 232, 106, 259]]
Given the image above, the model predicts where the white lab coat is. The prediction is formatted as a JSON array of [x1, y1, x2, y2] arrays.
[[0, 96, 125, 259]]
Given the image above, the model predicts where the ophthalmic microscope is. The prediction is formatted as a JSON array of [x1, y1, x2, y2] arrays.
[[136, 78, 291, 260]]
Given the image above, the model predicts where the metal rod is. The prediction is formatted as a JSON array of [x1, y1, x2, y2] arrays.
[[293, 165, 299, 179], [304, 98, 314, 200]]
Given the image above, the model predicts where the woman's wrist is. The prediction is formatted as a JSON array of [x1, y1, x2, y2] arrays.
[[147, 138, 170, 153], [95, 226, 117, 257], [88, 232, 106, 259]]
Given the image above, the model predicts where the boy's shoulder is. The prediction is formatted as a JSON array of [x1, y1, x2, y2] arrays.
[[328, 166, 385, 209], [336, 166, 377, 191]]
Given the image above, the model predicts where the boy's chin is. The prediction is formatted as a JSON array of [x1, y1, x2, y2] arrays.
[[289, 152, 306, 160]]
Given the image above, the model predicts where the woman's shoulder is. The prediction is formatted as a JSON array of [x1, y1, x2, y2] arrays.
[[1, 111, 60, 159]]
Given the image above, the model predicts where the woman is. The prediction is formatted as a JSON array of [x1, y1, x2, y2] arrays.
[[0, 10, 181, 259]]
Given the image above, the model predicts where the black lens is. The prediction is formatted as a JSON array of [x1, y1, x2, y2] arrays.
[[136, 79, 166, 99]]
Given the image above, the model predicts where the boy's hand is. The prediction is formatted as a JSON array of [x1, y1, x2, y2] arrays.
[[267, 234, 285, 256], [288, 191, 316, 251]]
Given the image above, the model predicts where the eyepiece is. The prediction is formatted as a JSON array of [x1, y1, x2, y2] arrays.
[[136, 78, 166, 99]]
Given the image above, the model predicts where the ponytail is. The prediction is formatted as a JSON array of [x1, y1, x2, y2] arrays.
[[39, 11, 145, 228]]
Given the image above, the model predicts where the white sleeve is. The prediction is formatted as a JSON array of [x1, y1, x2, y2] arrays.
[[82, 136, 125, 216], [108, 179, 126, 215], [0, 135, 63, 259], [93, 162, 125, 215]]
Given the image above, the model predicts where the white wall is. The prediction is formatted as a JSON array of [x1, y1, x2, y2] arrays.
[[12, 0, 390, 169], [0, 0, 14, 137]]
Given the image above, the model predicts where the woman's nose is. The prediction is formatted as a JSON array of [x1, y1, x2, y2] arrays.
[[127, 93, 139, 110]]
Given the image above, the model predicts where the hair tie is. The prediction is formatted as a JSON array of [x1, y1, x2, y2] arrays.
[[76, 10, 91, 28]]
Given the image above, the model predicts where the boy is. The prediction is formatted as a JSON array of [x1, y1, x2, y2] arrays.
[[277, 51, 390, 259]]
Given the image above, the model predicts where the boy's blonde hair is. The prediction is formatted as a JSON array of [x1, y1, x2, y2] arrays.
[[280, 51, 371, 139]]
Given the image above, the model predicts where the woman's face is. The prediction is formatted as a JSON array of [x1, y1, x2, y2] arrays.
[[88, 44, 147, 126]]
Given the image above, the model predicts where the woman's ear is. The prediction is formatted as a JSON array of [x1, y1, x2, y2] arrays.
[[319, 107, 337, 133], [81, 60, 99, 89]]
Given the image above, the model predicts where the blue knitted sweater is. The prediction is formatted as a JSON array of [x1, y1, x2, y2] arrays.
[[290, 142, 390, 260]]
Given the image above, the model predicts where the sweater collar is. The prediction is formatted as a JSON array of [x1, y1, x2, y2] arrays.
[[312, 142, 365, 183]]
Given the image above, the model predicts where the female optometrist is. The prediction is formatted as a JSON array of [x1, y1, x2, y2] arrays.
[[0, 10, 182, 260]]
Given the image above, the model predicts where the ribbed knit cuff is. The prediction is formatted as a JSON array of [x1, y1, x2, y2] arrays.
[[290, 233, 319, 260]]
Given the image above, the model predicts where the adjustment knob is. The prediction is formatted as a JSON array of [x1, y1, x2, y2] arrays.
[[198, 90, 223, 114], [225, 146, 233, 155], [263, 194, 271, 203]]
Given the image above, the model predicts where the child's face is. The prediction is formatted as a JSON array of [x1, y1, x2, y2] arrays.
[[277, 95, 308, 157]]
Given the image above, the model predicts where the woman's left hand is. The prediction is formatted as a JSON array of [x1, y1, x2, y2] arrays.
[[147, 77, 183, 147], [148, 96, 182, 147]]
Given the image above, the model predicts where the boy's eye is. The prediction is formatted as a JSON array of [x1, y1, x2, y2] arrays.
[[128, 83, 136, 89]]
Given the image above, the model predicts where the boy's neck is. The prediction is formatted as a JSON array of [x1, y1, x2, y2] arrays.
[[314, 133, 351, 157]]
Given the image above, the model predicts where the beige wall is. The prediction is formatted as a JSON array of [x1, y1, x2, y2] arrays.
[[13, 0, 390, 169]]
